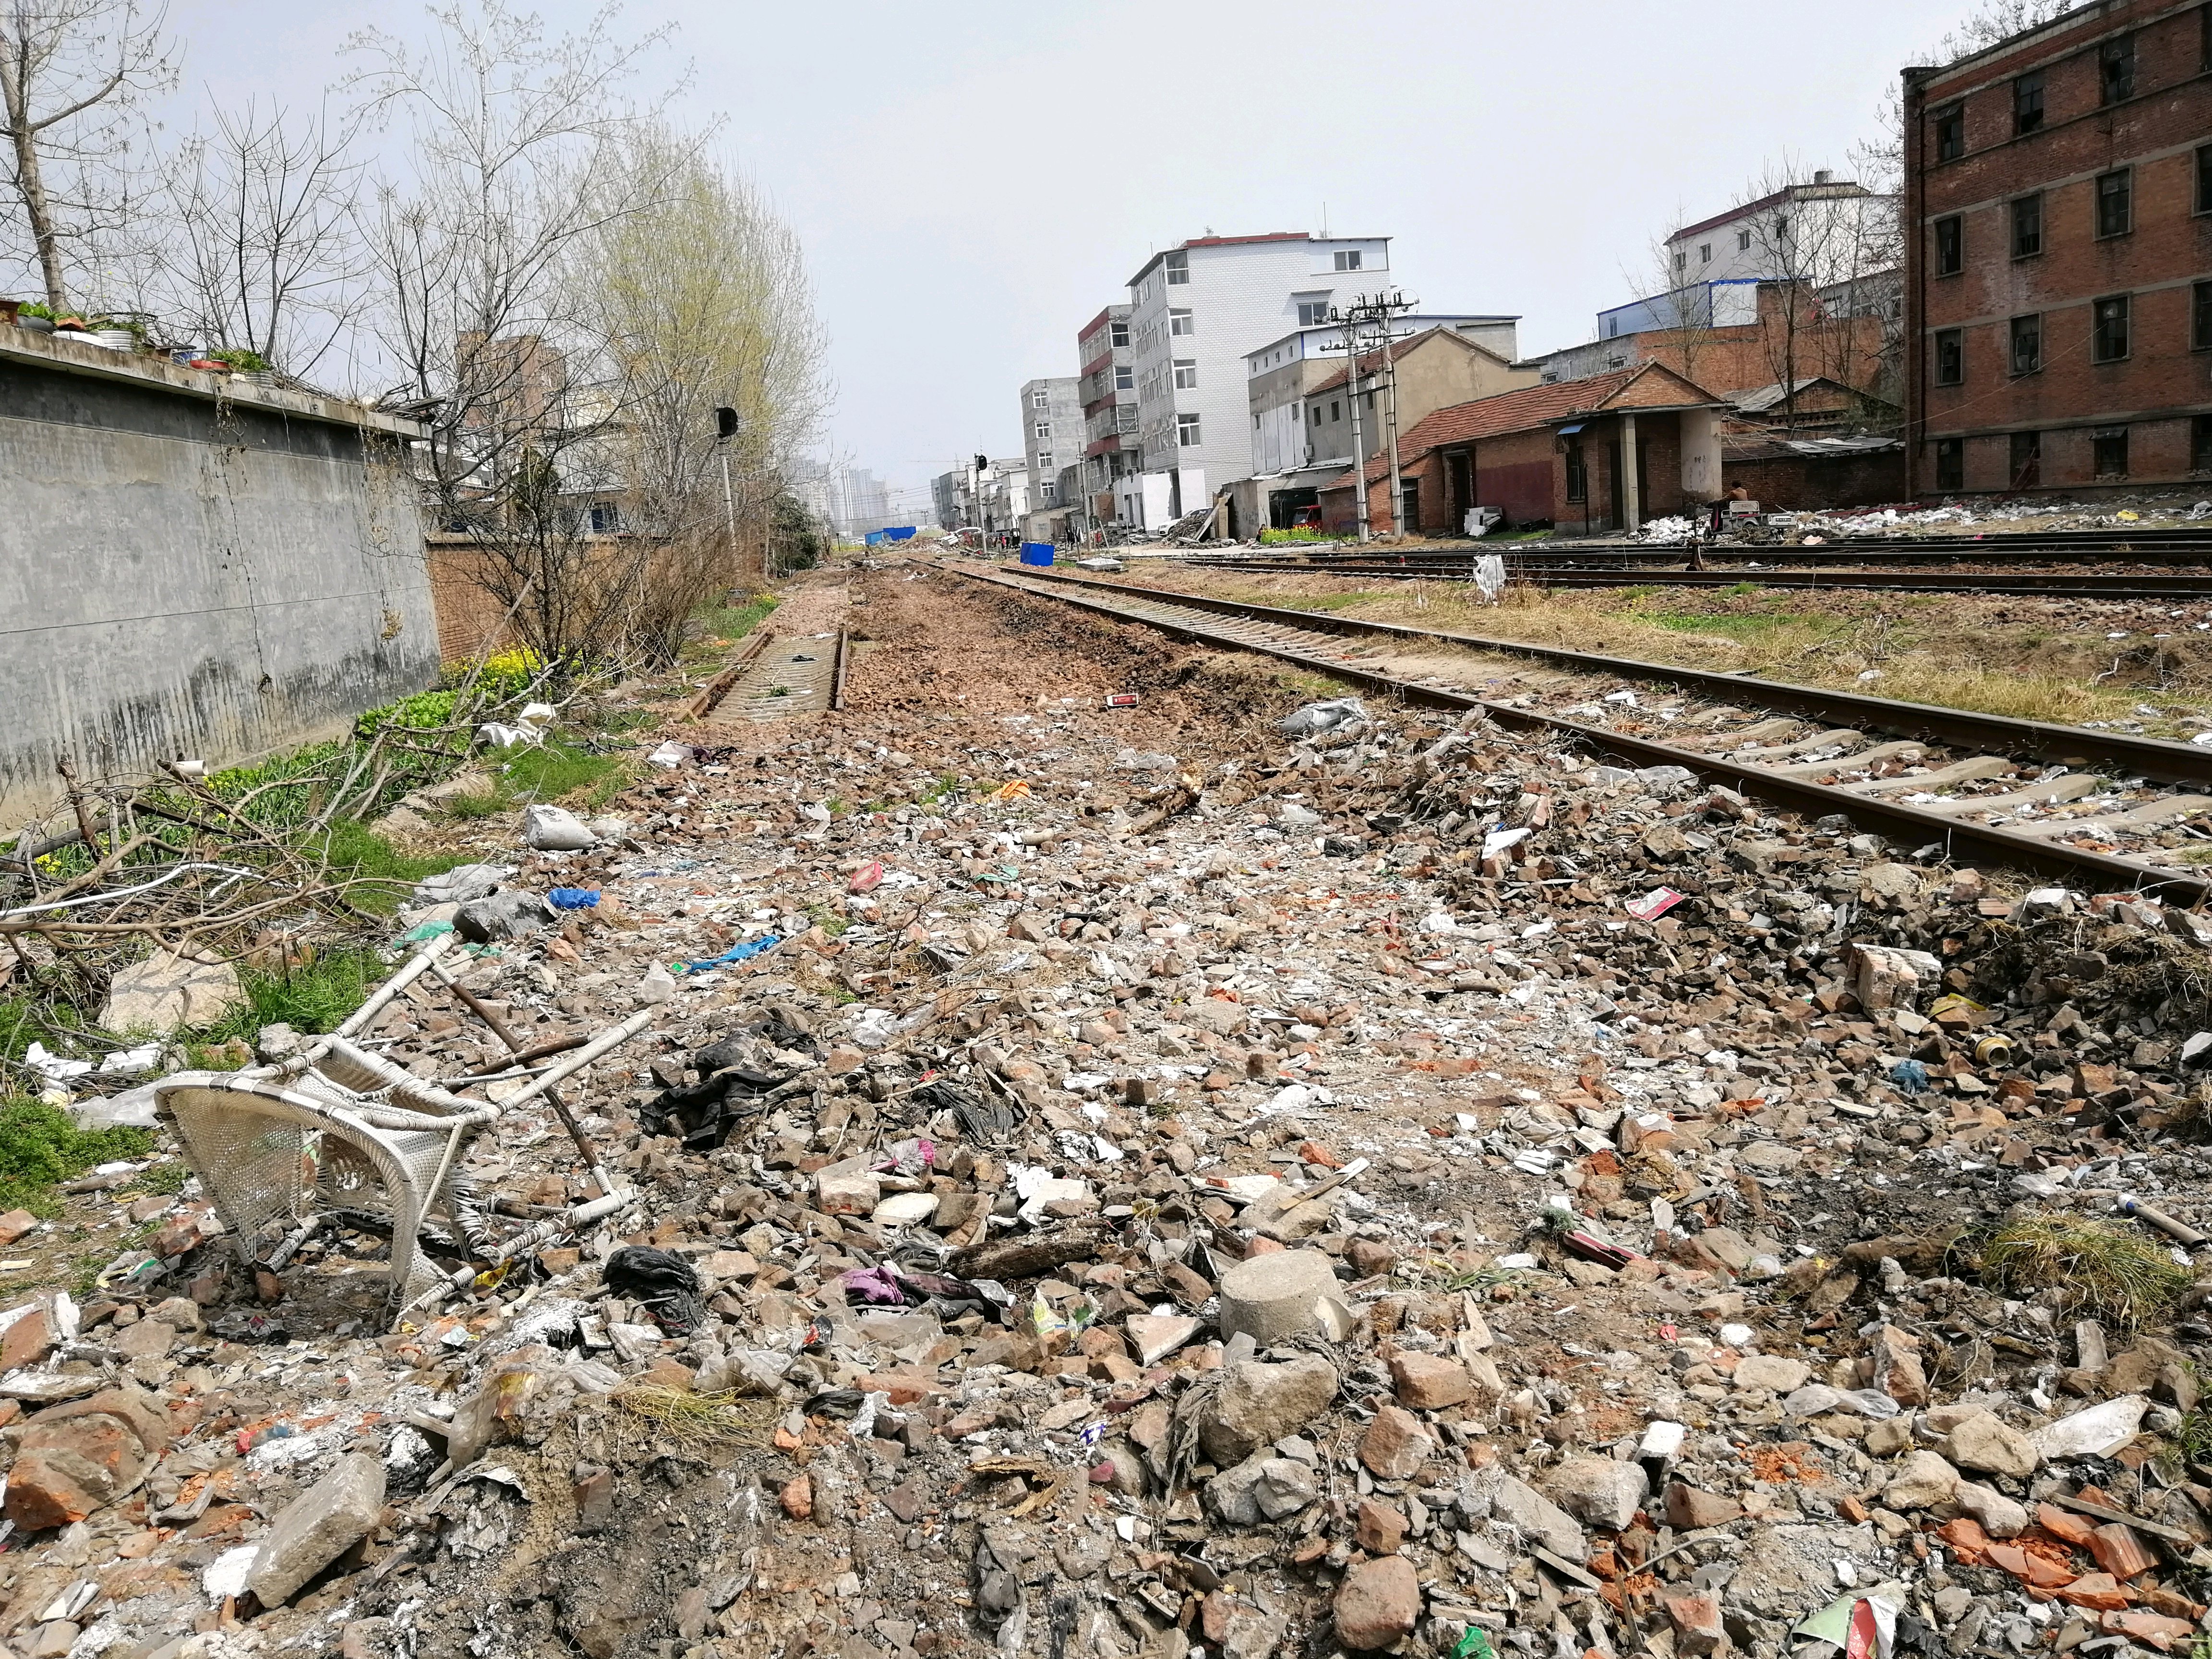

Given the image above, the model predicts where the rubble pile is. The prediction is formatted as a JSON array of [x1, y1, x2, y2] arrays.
[[8, 564, 2212, 1659]]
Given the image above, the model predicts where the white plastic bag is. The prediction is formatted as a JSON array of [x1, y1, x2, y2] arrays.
[[1472, 554, 1506, 602]]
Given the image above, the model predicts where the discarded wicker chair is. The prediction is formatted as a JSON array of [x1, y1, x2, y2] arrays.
[[156, 1037, 499, 1322]]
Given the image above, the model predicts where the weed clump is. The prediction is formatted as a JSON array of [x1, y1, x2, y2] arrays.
[[0, 1099, 155, 1216], [1980, 1215, 2192, 1330]]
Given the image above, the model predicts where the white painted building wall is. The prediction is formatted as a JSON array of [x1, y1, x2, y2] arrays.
[[1125, 234, 1393, 498], [1018, 377, 1084, 509]]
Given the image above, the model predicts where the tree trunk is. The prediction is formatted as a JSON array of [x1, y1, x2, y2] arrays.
[[0, 52, 67, 311]]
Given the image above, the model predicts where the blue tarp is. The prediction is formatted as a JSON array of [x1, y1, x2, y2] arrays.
[[884, 526, 916, 541], [865, 530, 885, 546], [1019, 542, 1054, 566]]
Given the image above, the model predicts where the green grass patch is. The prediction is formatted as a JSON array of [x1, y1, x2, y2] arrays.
[[312, 820, 465, 915], [0, 1099, 156, 1217], [191, 947, 388, 1043], [1643, 608, 1836, 641], [1258, 528, 1343, 544], [690, 596, 780, 656], [441, 739, 631, 821]]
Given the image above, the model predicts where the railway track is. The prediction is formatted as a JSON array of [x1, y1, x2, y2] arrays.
[[1173, 554, 2212, 601], [1170, 521, 2212, 597], [930, 556, 2212, 902]]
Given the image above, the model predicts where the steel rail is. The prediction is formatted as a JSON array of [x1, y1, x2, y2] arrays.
[[1183, 542, 2212, 569], [1173, 559, 2212, 599], [978, 562, 2212, 785], [931, 558, 2212, 904]]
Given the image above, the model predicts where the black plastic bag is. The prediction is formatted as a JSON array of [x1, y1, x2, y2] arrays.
[[604, 1245, 706, 1336]]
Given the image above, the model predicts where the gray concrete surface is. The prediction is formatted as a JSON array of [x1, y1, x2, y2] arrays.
[[0, 331, 438, 822]]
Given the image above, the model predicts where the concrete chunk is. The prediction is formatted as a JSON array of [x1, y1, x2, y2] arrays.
[[1216, 1250, 1352, 1346], [247, 1453, 386, 1606]]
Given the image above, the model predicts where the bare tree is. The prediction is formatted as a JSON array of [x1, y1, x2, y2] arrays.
[[156, 98, 369, 382], [0, 0, 176, 311], [1624, 202, 1723, 393], [1732, 160, 1895, 429], [342, 0, 681, 668]]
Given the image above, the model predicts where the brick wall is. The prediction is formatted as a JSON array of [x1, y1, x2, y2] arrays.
[[1905, 0, 2212, 495], [1723, 449, 1910, 509]]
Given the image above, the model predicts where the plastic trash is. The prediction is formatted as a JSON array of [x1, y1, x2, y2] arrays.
[[1113, 748, 1178, 772], [646, 740, 695, 769], [636, 964, 678, 1005], [520, 804, 596, 851], [477, 722, 540, 749], [604, 1246, 706, 1336], [1888, 1058, 1930, 1094], [672, 935, 782, 975], [454, 890, 551, 944], [848, 861, 884, 894], [1472, 553, 1506, 601], [1278, 697, 1367, 739], [517, 702, 558, 731], [547, 887, 600, 910], [411, 863, 507, 907]]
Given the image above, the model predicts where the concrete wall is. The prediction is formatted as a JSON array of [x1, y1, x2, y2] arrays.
[[0, 332, 437, 821]]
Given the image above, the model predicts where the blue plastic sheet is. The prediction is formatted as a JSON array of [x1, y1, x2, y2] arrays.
[[672, 934, 783, 975], [548, 888, 601, 910]]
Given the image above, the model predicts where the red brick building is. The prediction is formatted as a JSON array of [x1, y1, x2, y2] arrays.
[[1317, 363, 1728, 536], [1903, 0, 2212, 498]]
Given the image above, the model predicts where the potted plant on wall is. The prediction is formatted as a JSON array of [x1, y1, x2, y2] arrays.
[[11, 301, 56, 335]]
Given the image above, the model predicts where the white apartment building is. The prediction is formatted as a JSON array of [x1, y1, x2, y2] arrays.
[[1018, 377, 1083, 510], [1662, 171, 1890, 290], [1124, 232, 1393, 524]]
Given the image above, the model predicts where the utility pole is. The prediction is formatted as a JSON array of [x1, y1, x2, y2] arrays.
[[1336, 291, 1417, 536], [1336, 308, 1371, 543], [714, 406, 743, 587]]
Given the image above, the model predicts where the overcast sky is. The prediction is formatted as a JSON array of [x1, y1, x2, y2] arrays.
[[153, 0, 1956, 506]]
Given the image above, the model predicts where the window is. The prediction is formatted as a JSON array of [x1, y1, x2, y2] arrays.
[[1935, 216, 1962, 275], [1737, 228, 1751, 251], [1115, 365, 1132, 391], [2100, 33, 2134, 104], [2096, 168, 2132, 237], [1297, 300, 1330, 326], [2009, 313, 2042, 374], [2093, 294, 2130, 361], [2011, 193, 2043, 257], [1564, 442, 1587, 503], [1936, 437, 1964, 491], [2195, 281, 2212, 350], [1035, 422, 1050, 438], [1673, 251, 1686, 272], [1935, 103, 1964, 161], [1040, 480, 1055, 502], [1330, 400, 1341, 421], [2093, 428, 2128, 478], [588, 502, 621, 533], [1310, 406, 1321, 426], [1164, 250, 1188, 286], [1169, 309, 1194, 337], [1935, 328, 1964, 385], [1699, 242, 1712, 263], [1172, 359, 1197, 390], [2009, 431, 2041, 489], [2195, 414, 2212, 473], [1110, 321, 1129, 348], [2014, 70, 2045, 133], [1031, 389, 1048, 409], [2198, 145, 2212, 214], [1334, 249, 1362, 271], [1177, 412, 1201, 447]]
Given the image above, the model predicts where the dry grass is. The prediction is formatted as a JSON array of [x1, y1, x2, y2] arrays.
[[1123, 568, 2192, 731], [612, 1384, 777, 1455], [1979, 1215, 2192, 1329]]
